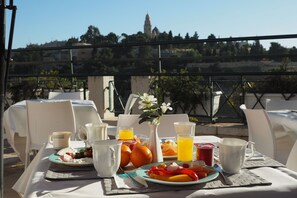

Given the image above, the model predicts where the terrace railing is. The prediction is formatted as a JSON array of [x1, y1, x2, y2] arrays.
[[5, 34, 297, 123], [5, 71, 297, 123]]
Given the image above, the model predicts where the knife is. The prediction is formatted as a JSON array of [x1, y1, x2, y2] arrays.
[[214, 164, 233, 185]]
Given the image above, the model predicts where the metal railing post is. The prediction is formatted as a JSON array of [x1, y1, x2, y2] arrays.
[[0, 1, 6, 197]]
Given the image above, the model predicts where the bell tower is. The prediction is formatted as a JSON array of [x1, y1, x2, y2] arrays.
[[144, 14, 152, 38]]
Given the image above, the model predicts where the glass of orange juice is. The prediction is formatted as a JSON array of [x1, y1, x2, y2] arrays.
[[177, 134, 194, 161], [118, 127, 134, 140]]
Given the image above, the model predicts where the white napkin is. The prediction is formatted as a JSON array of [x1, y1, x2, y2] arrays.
[[247, 153, 265, 161], [114, 172, 148, 189]]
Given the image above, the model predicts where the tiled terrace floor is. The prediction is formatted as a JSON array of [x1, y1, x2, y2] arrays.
[[4, 139, 23, 198]]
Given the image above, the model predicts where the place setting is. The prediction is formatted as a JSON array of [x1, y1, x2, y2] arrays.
[[45, 122, 109, 180]]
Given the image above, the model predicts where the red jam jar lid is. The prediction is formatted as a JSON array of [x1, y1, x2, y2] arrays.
[[195, 143, 214, 149]]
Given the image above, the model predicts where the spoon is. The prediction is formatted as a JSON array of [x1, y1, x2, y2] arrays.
[[214, 164, 233, 185]]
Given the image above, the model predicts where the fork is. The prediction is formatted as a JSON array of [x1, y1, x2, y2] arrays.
[[118, 167, 147, 189]]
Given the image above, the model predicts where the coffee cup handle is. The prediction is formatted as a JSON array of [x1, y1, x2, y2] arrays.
[[48, 135, 53, 144], [109, 147, 115, 167], [245, 141, 255, 160], [78, 126, 87, 141]]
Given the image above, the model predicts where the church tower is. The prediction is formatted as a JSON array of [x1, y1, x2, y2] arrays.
[[144, 14, 152, 38]]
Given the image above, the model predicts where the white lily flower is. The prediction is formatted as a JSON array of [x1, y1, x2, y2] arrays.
[[138, 93, 173, 125], [161, 102, 172, 113]]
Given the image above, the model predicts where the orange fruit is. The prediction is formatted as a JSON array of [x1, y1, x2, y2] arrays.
[[130, 145, 152, 168], [120, 144, 131, 167]]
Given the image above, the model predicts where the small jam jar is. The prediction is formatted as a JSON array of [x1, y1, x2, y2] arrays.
[[195, 143, 214, 166]]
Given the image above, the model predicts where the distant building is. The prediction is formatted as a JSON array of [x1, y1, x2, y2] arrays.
[[144, 14, 152, 37], [144, 14, 159, 38], [152, 27, 160, 38]]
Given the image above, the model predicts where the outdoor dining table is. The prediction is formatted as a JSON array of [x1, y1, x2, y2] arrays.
[[267, 110, 297, 141], [3, 99, 107, 163], [12, 136, 297, 198], [266, 110, 297, 163]]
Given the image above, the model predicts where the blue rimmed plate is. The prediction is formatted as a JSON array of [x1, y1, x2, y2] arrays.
[[48, 153, 93, 166], [136, 161, 219, 186]]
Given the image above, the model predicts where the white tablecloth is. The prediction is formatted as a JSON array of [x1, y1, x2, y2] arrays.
[[3, 100, 103, 163], [268, 110, 297, 140], [267, 110, 297, 163], [12, 138, 297, 198]]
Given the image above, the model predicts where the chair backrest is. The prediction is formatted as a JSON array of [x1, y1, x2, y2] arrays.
[[124, 94, 139, 114], [266, 98, 297, 111], [48, 91, 89, 100], [117, 114, 149, 136], [240, 104, 276, 159], [116, 114, 189, 137], [74, 105, 102, 130], [26, 100, 76, 151], [158, 114, 190, 137], [286, 140, 297, 172]]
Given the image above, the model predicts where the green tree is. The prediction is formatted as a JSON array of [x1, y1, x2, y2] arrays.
[[168, 31, 173, 41], [191, 31, 199, 40], [105, 32, 119, 44], [80, 25, 101, 44], [269, 42, 287, 53], [66, 37, 79, 46], [250, 40, 264, 56]]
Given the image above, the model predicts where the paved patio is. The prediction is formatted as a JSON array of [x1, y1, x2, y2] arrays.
[[4, 138, 23, 198]]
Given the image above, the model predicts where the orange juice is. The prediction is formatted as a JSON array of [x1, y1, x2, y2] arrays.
[[118, 128, 134, 140], [177, 134, 193, 161]]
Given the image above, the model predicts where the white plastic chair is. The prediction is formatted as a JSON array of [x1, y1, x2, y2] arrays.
[[25, 100, 76, 168], [48, 91, 89, 100], [116, 114, 149, 136], [240, 104, 276, 159], [266, 98, 297, 111], [158, 114, 190, 137], [241, 104, 296, 163], [116, 114, 189, 138], [286, 140, 297, 172], [124, 94, 139, 114]]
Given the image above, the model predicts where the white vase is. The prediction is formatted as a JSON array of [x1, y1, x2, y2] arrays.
[[148, 123, 163, 163]]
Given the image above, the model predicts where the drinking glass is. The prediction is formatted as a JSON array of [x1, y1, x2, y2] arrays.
[[177, 134, 194, 161], [174, 122, 196, 136], [118, 127, 134, 140]]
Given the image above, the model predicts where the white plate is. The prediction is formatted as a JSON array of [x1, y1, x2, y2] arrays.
[[136, 161, 219, 186], [48, 153, 93, 166]]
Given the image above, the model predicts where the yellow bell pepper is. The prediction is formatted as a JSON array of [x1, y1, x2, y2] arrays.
[[167, 174, 193, 182], [149, 173, 171, 181]]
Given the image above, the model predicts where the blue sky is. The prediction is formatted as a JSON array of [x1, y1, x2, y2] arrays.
[[5, 0, 297, 49]]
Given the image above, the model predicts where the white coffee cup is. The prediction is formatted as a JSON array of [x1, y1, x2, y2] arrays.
[[174, 122, 196, 136], [78, 123, 108, 145], [219, 138, 254, 174], [49, 131, 72, 149], [91, 140, 122, 178]]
